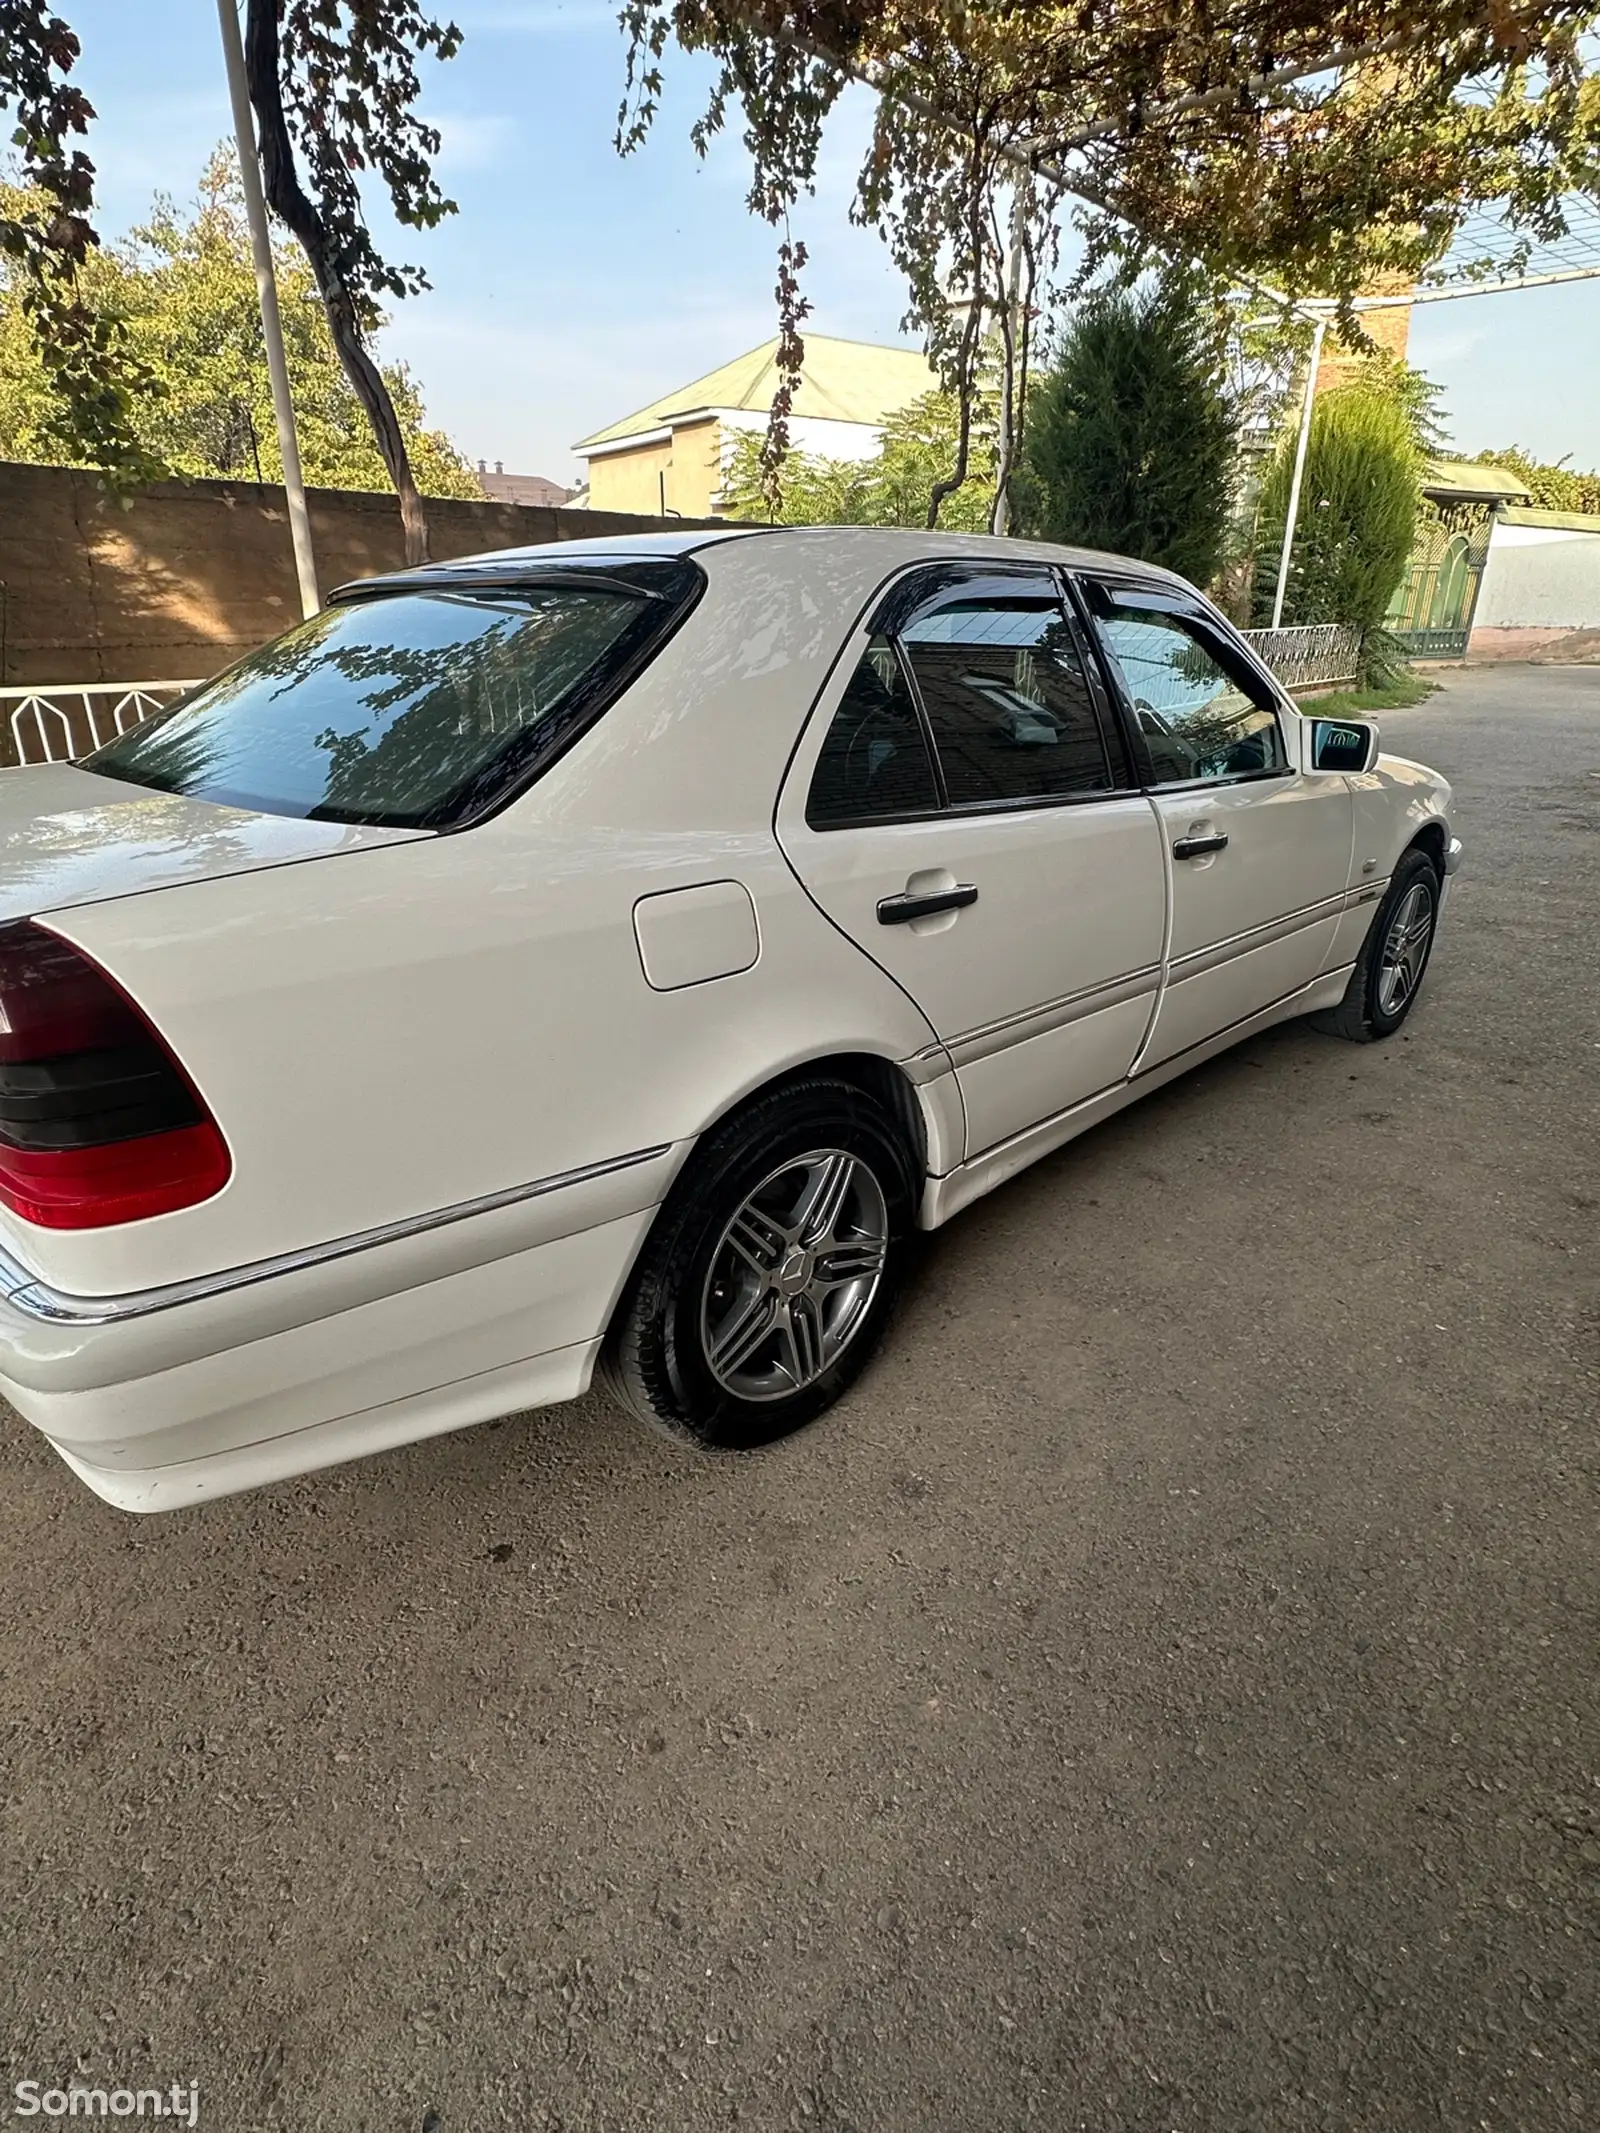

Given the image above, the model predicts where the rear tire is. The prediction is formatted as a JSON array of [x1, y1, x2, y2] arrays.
[[1311, 847, 1441, 1043], [599, 1077, 915, 1451]]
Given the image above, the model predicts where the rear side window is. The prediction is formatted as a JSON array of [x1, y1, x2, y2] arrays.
[[806, 636, 940, 827], [86, 559, 702, 829], [899, 585, 1115, 808]]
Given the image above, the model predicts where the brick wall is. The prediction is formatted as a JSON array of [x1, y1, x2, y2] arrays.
[[0, 461, 721, 688]]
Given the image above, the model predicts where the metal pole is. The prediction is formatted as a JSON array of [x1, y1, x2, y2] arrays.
[[1270, 316, 1326, 631], [216, 0, 320, 617]]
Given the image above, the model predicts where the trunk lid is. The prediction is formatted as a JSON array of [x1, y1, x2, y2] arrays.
[[0, 763, 421, 924]]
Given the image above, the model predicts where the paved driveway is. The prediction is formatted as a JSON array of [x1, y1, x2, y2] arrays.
[[1, 664, 1595, 2132]]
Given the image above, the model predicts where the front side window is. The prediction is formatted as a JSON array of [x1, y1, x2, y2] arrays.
[[86, 561, 701, 828], [898, 578, 1115, 808], [806, 635, 940, 827], [1087, 596, 1287, 787]]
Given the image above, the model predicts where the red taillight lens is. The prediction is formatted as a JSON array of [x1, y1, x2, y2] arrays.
[[0, 921, 230, 1228]]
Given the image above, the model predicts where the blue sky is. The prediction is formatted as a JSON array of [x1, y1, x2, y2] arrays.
[[63, 0, 1600, 484]]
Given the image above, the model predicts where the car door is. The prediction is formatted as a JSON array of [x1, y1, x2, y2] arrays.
[[776, 564, 1168, 1159], [1076, 578, 1355, 1072]]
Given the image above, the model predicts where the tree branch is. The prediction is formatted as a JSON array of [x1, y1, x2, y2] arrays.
[[244, 0, 430, 564]]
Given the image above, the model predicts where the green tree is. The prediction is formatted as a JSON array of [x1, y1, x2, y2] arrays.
[[1019, 274, 1237, 583], [2, 0, 464, 552], [720, 390, 993, 531], [1468, 445, 1600, 516], [615, 2, 1600, 529], [1253, 383, 1420, 675], [0, 158, 480, 499]]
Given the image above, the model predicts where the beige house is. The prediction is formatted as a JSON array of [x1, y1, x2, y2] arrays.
[[572, 335, 938, 517]]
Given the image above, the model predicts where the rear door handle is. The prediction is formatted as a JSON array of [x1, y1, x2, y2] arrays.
[[877, 884, 979, 925], [1173, 832, 1229, 860]]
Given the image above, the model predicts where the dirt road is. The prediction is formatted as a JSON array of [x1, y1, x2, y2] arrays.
[[2, 664, 1595, 2132]]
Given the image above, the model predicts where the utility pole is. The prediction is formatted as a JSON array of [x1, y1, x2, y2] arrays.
[[216, 0, 320, 618], [1270, 315, 1327, 631]]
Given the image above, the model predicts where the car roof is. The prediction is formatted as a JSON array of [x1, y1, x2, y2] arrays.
[[334, 524, 1189, 603]]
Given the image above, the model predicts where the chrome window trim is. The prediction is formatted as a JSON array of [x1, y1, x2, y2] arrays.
[[1140, 766, 1296, 797], [806, 780, 1157, 833], [0, 1144, 672, 1328]]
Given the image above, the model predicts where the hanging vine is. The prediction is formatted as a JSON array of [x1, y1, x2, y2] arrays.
[[615, 1, 1600, 521]]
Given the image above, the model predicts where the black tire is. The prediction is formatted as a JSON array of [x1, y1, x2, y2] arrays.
[[599, 1077, 916, 1451], [1311, 846, 1442, 1043]]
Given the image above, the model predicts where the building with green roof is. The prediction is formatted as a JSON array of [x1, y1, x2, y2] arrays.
[[572, 335, 937, 517]]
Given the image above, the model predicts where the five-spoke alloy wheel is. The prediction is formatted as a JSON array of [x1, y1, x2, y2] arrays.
[[1375, 880, 1435, 1019], [601, 1078, 912, 1450], [1312, 844, 1441, 1044], [700, 1150, 890, 1403]]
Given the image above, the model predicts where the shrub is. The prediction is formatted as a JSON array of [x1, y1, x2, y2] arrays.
[[1019, 273, 1237, 585], [719, 391, 993, 530], [1254, 383, 1420, 680]]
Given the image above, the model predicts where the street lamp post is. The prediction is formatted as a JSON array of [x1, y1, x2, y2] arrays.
[[215, 0, 320, 618], [1270, 315, 1327, 631]]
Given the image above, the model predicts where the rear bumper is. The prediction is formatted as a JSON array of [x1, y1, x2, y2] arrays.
[[0, 1145, 682, 1510], [44, 1335, 609, 1514]]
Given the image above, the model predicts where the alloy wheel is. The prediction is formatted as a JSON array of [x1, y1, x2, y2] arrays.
[[699, 1149, 890, 1403], [1377, 880, 1435, 1017]]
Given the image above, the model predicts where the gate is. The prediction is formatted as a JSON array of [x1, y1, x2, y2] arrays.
[[1386, 504, 1492, 657]]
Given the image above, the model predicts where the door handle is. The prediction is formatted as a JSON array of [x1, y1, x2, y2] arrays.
[[877, 884, 979, 925], [1173, 832, 1229, 860]]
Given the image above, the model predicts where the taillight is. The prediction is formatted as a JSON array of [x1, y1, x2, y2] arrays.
[[0, 920, 230, 1229]]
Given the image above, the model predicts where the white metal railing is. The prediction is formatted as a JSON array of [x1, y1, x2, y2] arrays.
[[1, 682, 201, 767], [1240, 621, 1361, 691]]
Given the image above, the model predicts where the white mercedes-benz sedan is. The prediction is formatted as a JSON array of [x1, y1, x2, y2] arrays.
[[0, 528, 1460, 1511]]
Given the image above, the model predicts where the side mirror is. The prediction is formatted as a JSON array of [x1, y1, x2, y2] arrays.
[[1307, 716, 1379, 775]]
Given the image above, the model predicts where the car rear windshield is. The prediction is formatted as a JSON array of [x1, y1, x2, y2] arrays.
[[85, 558, 703, 829]]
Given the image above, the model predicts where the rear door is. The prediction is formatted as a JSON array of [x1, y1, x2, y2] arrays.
[[776, 564, 1167, 1159], [1076, 578, 1355, 1071]]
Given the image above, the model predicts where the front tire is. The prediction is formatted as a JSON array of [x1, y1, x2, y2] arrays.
[[599, 1078, 915, 1451], [1312, 846, 1441, 1043]]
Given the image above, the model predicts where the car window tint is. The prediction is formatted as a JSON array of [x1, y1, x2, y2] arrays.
[[85, 565, 698, 830], [899, 593, 1113, 807], [806, 635, 940, 827], [1090, 603, 1287, 787]]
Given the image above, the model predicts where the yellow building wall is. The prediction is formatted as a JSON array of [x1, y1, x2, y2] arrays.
[[585, 438, 674, 516], [585, 418, 725, 517]]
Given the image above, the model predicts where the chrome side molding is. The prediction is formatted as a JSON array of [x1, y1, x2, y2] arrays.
[[0, 1144, 673, 1328]]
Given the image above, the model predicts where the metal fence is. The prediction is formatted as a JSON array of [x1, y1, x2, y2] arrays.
[[1389, 625, 1470, 660], [1239, 622, 1361, 692], [1, 682, 201, 768]]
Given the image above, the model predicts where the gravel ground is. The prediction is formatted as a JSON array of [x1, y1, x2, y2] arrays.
[[1, 663, 1595, 2133]]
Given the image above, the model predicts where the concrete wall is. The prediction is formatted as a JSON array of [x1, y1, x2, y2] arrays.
[[0, 460, 720, 687], [1469, 511, 1600, 661]]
